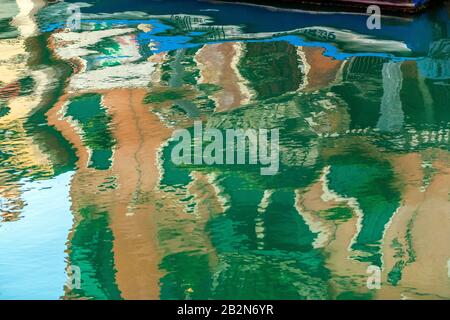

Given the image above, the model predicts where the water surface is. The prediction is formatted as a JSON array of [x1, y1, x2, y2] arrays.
[[0, 0, 449, 300]]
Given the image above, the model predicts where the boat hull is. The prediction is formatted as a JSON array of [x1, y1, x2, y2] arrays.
[[218, 0, 435, 13]]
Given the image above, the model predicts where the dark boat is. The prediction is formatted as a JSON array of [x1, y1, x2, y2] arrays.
[[217, 0, 436, 13]]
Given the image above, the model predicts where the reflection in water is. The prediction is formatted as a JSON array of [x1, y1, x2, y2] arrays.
[[0, 0, 449, 299], [0, 172, 73, 299]]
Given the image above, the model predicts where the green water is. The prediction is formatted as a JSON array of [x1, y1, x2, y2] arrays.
[[65, 94, 115, 170], [0, 0, 449, 300]]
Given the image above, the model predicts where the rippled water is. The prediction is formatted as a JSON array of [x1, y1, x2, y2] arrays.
[[0, 0, 449, 300]]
